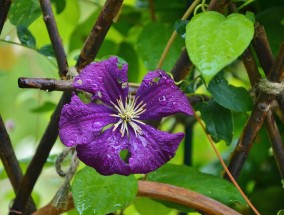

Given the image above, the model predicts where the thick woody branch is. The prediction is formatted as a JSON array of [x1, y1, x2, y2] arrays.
[[227, 44, 284, 179], [0, 0, 11, 34], [33, 181, 241, 215], [75, 0, 124, 71], [39, 0, 69, 78]]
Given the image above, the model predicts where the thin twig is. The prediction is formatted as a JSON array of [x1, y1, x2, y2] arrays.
[[227, 43, 284, 179], [156, 0, 201, 69], [0, 0, 11, 34], [193, 110, 260, 215], [75, 0, 124, 71], [33, 181, 242, 215], [39, 0, 69, 78]]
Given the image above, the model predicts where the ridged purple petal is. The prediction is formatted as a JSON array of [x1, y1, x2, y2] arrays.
[[128, 124, 184, 174], [59, 94, 117, 147], [73, 57, 129, 106], [76, 128, 131, 176], [136, 70, 193, 120]]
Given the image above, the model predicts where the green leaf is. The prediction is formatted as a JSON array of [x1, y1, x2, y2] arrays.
[[117, 42, 139, 82], [137, 22, 184, 71], [278, 209, 284, 215], [113, 5, 141, 36], [134, 198, 172, 215], [174, 20, 189, 38], [17, 25, 37, 48], [196, 100, 233, 145], [69, 10, 100, 52], [147, 164, 249, 214], [8, 0, 41, 27], [207, 74, 253, 112], [51, 0, 66, 14], [30, 101, 56, 113], [185, 11, 254, 83], [72, 166, 137, 215], [38, 44, 55, 57]]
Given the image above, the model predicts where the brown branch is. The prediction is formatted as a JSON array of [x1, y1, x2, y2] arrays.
[[207, 0, 230, 13], [240, 47, 284, 180], [33, 181, 242, 215], [75, 0, 124, 71], [265, 111, 284, 179], [39, 0, 69, 78], [171, 48, 193, 82], [252, 23, 274, 76], [227, 43, 284, 179], [0, 0, 11, 34], [18, 78, 74, 92], [0, 115, 37, 214]]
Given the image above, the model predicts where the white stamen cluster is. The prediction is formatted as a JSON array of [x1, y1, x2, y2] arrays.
[[110, 95, 146, 137]]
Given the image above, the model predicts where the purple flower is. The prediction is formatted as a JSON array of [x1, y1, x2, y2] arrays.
[[59, 57, 193, 175]]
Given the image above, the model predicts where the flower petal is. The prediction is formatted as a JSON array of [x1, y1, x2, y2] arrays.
[[73, 57, 128, 106], [76, 128, 131, 176], [128, 124, 184, 174], [136, 70, 193, 120], [59, 94, 117, 147]]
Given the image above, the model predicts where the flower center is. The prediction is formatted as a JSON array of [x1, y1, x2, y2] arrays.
[[110, 95, 146, 137]]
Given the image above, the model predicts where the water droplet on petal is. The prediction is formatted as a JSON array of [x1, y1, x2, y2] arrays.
[[166, 79, 172, 85], [92, 83, 98, 90], [97, 91, 102, 98], [68, 140, 75, 145], [82, 137, 87, 144], [97, 76, 103, 83], [86, 78, 92, 83], [92, 122, 101, 129], [158, 96, 167, 105], [129, 157, 133, 163]]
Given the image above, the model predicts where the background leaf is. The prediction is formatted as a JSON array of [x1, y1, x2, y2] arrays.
[[8, 0, 41, 27], [38, 44, 55, 57], [196, 100, 233, 145], [185, 11, 254, 83], [147, 164, 249, 214], [72, 166, 138, 215], [207, 74, 253, 112], [17, 25, 37, 48], [30, 101, 56, 113], [137, 22, 183, 71]]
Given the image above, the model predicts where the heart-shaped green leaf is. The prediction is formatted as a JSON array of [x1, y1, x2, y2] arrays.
[[185, 11, 254, 83]]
